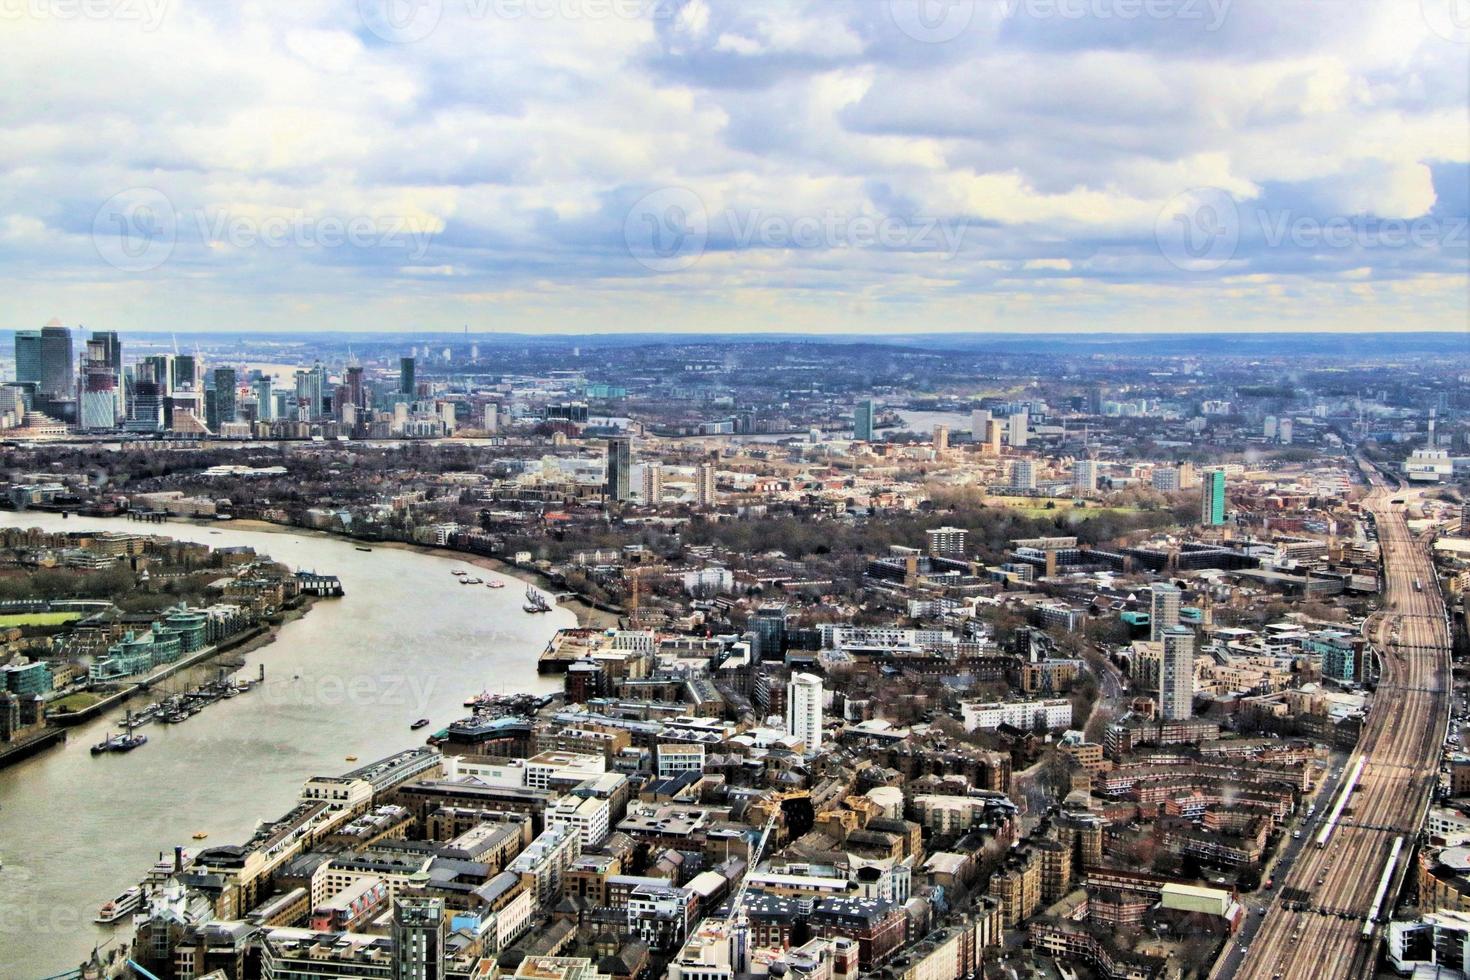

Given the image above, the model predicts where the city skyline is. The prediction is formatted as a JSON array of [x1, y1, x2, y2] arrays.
[[1, 2, 1465, 335]]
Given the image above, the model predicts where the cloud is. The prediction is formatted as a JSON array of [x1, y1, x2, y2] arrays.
[[0, 0, 1462, 333]]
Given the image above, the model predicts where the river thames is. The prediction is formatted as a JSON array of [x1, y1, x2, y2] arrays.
[[0, 512, 573, 978]]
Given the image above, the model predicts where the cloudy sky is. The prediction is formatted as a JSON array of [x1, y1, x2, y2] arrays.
[[1, 0, 1466, 334]]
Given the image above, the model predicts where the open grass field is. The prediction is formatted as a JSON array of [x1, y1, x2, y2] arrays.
[[48, 692, 101, 712], [0, 611, 83, 628]]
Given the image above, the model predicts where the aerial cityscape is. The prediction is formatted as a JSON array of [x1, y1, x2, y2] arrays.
[[1, 3, 1467, 980]]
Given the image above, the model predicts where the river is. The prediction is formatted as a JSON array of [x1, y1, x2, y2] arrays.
[[0, 512, 573, 978]]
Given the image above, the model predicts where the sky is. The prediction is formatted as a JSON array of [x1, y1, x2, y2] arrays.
[[1, 0, 1467, 335]]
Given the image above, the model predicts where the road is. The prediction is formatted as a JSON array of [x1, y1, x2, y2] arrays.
[[1223, 466, 1453, 980], [1214, 761, 1351, 976]]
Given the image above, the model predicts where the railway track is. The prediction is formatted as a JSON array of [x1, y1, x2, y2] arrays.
[[1226, 471, 1452, 980]]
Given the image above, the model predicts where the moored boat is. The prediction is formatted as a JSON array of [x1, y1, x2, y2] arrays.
[[96, 886, 143, 924]]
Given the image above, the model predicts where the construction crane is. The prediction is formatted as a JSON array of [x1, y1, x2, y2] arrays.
[[725, 808, 781, 929]]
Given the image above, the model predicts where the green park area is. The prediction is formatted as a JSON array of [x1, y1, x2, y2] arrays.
[[48, 691, 102, 712], [0, 611, 83, 628]]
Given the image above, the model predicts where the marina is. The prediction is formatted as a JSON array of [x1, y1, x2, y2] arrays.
[[0, 511, 570, 978]]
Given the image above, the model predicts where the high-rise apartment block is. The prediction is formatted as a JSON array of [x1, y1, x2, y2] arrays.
[[694, 458, 717, 507], [1008, 411, 1029, 448], [1200, 469, 1227, 526], [927, 526, 968, 557], [642, 464, 663, 504], [1159, 626, 1196, 721], [786, 672, 824, 756], [605, 437, 632, 502], [1073, 459, 1097, 494], [1149, 582, 1181, 642], [853, 399, 875, 441], [391, 897, 447, 980]]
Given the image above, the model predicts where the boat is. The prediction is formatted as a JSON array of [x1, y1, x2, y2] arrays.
[[95, 886, 143, 924], [410, 718, 430, 730], [523, 585, 552, 614], [452, 570, 467, 577], [92, 726, 147, 755], [462, 577, 483, 585], [191, 831, 208, 840], [486, 580, 505, 589], [355, 546, 372, 552], [345, 755, 358, 762]]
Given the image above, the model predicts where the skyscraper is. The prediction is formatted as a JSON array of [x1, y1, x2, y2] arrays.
[[971, 408, 991, 437], [143, 354, 174, 396], [1200, 469, 1227, 526], [14, 320, 74, 400], [173, 354, 198, 392], [346, 364, 365, 409], [694, 457, 717, 507], [754, 604, 787, 661], [295, 365, 325, 420], [1149, 582, 1180, 642], [1008, 411, 1029, 448], [253, 376, 274, 421], [1011, 459, 1036, 490], [79, 336, 118, 430], [985, 419, 1003, 455], [91, 330, 124, 419], [400, 356, 416, 396], [1159, 626, 1196, 721], [213, 367, 238, 426], [853, 399, 875, 441], [642, 463, 663, 504], [1073, 458, 1097, 494], [786, 672, 824, 756], [605, 437, 632, 502], [932, 424, 948, 453], [391, 896, 446, 980], [127, 360, 163, 432]]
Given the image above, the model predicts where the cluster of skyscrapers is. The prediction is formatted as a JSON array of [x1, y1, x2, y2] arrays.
[[8, 322, 438, 438]]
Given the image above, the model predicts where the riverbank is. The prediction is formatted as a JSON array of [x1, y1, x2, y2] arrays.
[[197, 518, 623, 631], [0, 509, 572, 979]]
